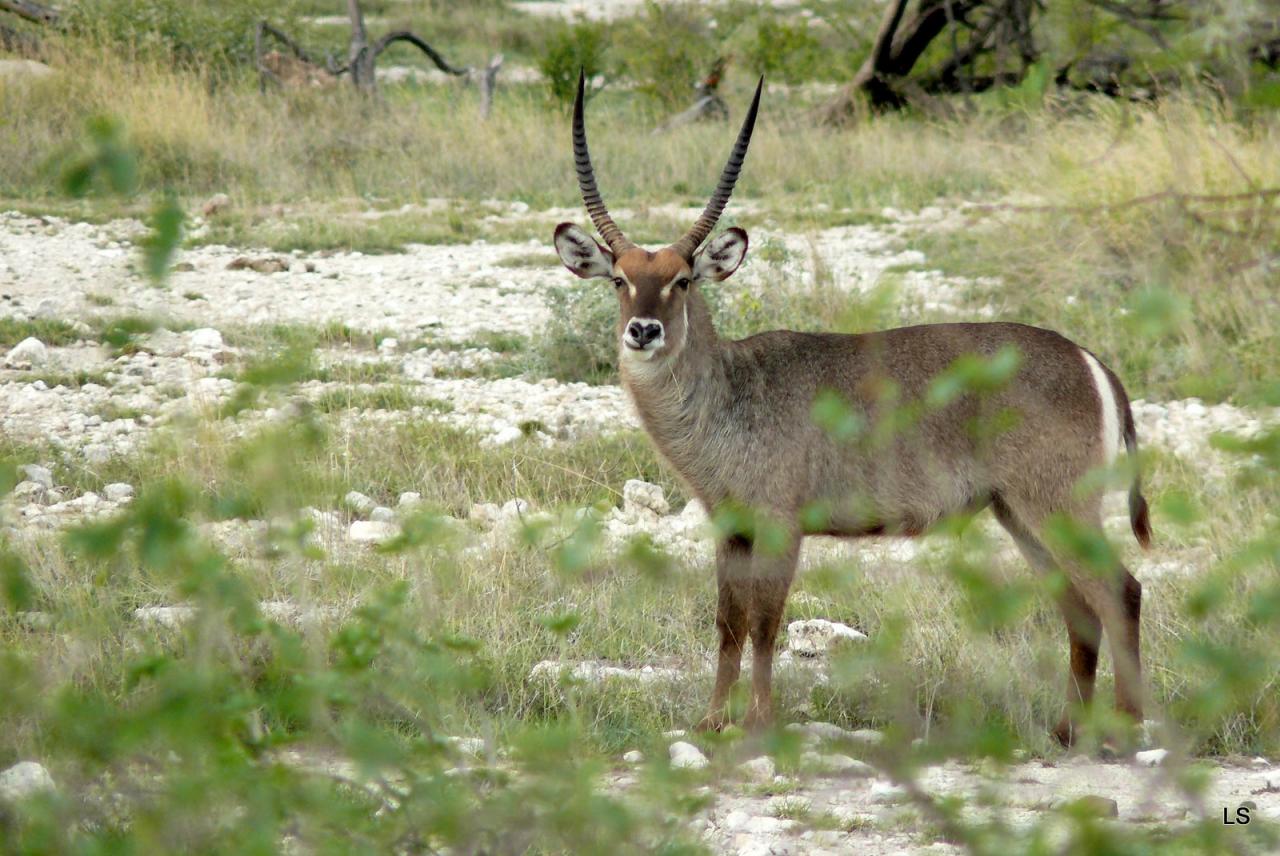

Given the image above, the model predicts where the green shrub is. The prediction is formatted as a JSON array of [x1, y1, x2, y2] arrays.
[[740, 17, 827, 84], [613, 3, 717, 109], [537, 21, 611, 106]]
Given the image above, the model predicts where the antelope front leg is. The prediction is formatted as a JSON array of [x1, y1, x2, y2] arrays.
[[696, 535, 752, 732], [744, 535, 800, 733]]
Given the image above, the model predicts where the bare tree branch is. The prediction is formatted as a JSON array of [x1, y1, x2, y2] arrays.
[[0, 0, 59, 27], [368, 30, 470, 76]]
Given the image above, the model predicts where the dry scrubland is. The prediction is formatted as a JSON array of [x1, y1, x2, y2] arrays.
[[0, 8, 1279, 855]]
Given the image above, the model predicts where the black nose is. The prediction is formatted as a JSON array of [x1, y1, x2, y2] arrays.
[[626, 321, 662, 346]]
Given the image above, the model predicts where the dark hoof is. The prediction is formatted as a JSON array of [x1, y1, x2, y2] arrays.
[[1051, 719, 1078, 749]]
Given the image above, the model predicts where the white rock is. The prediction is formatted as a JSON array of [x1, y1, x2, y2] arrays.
[[104, 483, 135, 502], [343, 491, 376, 514], [817, 754, 875, 776], [378, 337, 399, 355], [12, 482, 47, 504], [0, 762, 56, 803], [397, 491, 422, 507], [869, 780, 908, 804], [739, 756, 776, 781], [186, 328, 224, 350], [370, 506, 395, 522], [786, 619, 867, 656], [1249, 757, 1270, 769], [500, 499, 530, 520], [787, 721, 883, 745], [446, 736, 485, 756], [722, 809, 751, 830], [1135, 748, 1169, 767], [350, 521, 398, 544], [623, 750, 645, 764], [0, 59, 53, 83], [743, 815, 795, 834], [669, 741, 708, 770], [5, 337, 47, 367], [20, 464, 53, 488], [133, 605, 196, 628], [623, 479, 669, 516], [84, 444, 111, 465], [487, 425, 524, 446], [258, 600, 340, 628], [734, 840, 777, 856]]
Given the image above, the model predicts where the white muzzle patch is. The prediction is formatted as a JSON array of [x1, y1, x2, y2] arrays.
[[622, 316, 664, 361]]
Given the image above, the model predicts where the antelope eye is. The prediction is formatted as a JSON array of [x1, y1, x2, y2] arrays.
[[612, 277, 626, 290], [676, 277, 691, 290]]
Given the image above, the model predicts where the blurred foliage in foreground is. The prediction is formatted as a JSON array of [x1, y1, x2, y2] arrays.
[[0, 294, 1277, 852]]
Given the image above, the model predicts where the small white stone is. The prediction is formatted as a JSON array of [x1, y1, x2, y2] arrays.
[[370, 506, 395, 523], [623, 750, 644, 764], [786, 619, 867, 656], [377, 337, 399, 355], [5, 337, 47, 367], [133, 605, 196, 628], [446, 736, 485, 756], [0, 762, 56, 803], [350, 521, 398, 544], [487, 425, 523, 446], [104, 483, 135, 502], [19, 464, 53, 489], [869, 780, 908, 804], [669, 741, 708, 770], [343, 491, 376, 514], [818, 754, 875, 776], [1249, 757, 1270, 769], [743, 815, 795, 834], [1135, 748, 1168, 767], [738, 756, 776, 782], [623, 479, 669, 516], [186, 328, 224, 350], [12, 482, 46, 504], [397, 491, 422, 507]]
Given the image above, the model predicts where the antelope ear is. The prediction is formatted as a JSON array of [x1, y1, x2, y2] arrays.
[[554, 223, 614, 279], [692, 227, 748, 282]]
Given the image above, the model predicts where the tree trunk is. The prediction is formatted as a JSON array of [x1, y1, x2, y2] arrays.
[[818, 0, 984, 124], [346, 0, 373, 90]]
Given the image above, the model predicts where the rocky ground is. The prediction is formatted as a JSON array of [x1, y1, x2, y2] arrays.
[[1, 205, 1277, 851]]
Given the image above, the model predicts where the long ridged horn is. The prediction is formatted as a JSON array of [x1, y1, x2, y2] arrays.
[[669, 76, 763, 261], [573, 70, 635, 256]]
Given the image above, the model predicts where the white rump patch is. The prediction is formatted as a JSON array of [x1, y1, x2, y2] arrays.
[[1080, 349, 1121, 465]]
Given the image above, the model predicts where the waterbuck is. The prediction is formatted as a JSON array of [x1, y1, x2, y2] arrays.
[[552, 73, 1151, 746]]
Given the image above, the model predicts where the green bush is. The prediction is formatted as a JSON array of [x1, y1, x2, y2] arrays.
[[613, 3, 717, 109], [536, 20, 611, 106], [740, 17, 828, 84]]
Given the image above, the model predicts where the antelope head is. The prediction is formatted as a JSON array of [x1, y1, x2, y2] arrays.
[[554, 72, 762, 364]]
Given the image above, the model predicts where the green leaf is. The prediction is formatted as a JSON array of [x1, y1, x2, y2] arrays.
[[142, 194, 185, 284]]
